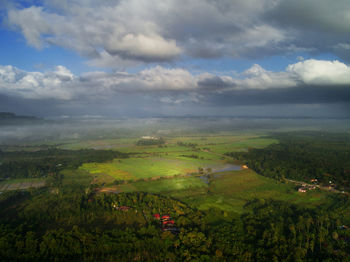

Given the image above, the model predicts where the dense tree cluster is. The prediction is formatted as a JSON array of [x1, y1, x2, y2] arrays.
[[0, 189, 349, 261], [177, 141, 198, 148], [0, 149, 129, 179], [227, 132, 350, 189], [136, 138, 165, 146], [210, 198, 350, 261]]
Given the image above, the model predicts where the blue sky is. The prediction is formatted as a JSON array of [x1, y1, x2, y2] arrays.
[[0, 0, 350, 117]]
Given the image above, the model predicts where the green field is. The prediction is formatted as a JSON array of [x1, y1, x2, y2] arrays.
[[74, 133, 331, 215], [0, 178, 46, 191], [59, 133, 332, 215], [80, 153, 226, 181], [203, 137, 278, 154], [117, 176, 208, 194], [112, 169, 332, 214], [77, 134, 277, 182]]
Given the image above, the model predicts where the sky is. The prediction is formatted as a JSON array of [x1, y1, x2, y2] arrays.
[[0, 0, 350, 117]]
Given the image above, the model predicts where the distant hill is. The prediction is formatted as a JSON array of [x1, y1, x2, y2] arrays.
[[0, 112, 42, 125]]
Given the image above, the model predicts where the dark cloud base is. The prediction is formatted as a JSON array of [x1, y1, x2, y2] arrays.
[[207, 86, 350, 106]]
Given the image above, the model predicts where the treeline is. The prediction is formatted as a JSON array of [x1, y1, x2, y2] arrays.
[[226, 132, 350, 188], [136, 137, 165, 146], [0, 149, 129, 179], [177, 141, 198, 148], [0, 189, 349, 261]]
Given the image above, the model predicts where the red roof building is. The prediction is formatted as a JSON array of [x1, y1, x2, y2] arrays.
[[153, 214, 160, 219], [162, 220, 175, 225]]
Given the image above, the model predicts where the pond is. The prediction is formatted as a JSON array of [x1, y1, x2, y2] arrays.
[[199, 164, 242, 183], [212, 164, 242, 173]]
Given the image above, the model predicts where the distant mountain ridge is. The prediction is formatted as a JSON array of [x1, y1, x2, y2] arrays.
[[0, 112, 42, 125], [0, 112, 39, 119]]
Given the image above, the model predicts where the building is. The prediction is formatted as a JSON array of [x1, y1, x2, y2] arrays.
[[298, 187, 307, 193]]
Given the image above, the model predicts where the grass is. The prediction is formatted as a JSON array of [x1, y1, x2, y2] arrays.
[[112, 168, 332, 215], [208, 170, 328, 208], [117, 176, 208, 194], [61, 169, 95, 187], [0, 178, 46, 191], [203, 137, 278, 154], [80, 153, 226, 181], [75, 134, 315, 215], [64, 133, 330, 215]]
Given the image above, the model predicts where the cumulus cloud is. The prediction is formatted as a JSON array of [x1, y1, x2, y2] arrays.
[[6, 0, 350, 65], [1, 59, 350, 106], [2, 0, 289, 66], [6, 0, 183, 64], [287, 59, 350, 85], [0, 65, 75, 99], [106, 34, 182, 62]]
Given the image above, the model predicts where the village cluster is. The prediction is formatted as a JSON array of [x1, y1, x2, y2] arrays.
[[112, 204, 180, 233], [298, 178, 339, 193], [153, 213, 180, 233], [298, 178, 319, 193]]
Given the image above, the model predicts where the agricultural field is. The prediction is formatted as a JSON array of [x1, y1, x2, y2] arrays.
[[57, 134, 277, 154], [75, 133, 300, 215], [112, 168, 332, 215], [79, 152, 227, 181], [117, 176, 208, 194], [202, 137, 278, 154], [66, 134, 275, 181], [0, 178, 46, 192]]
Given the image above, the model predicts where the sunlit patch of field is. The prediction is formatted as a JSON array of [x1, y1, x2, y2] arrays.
[[80, 154, 223, 180], [202, 169, 331, 212], [116, 176, 208, 194]]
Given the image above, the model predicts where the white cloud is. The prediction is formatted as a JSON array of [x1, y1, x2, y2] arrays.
[[6, 0, 183, 64], [287, 59, 350, 85], [1, 59, 350, 102], [137, 66, 196, 90], [4, 0, 288, 66], [0, 65, 76, 99], [5, 0, 350, 66], [8, 6, 51, 48], [106, 34, 182, 61], [235, 64, 295, 89]]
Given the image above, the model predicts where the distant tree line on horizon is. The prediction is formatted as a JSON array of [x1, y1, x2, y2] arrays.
[[136, 137, 165, 146]]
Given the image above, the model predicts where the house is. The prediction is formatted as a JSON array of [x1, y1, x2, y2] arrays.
[[162, 227, 180, 233], [153, 214, 160, 220], [161, 215, 170, 220], [298, 187, 307, 193], [141, 136, 157, 140], [114, 206, 131, 211], [162, 220, 175, 225]]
